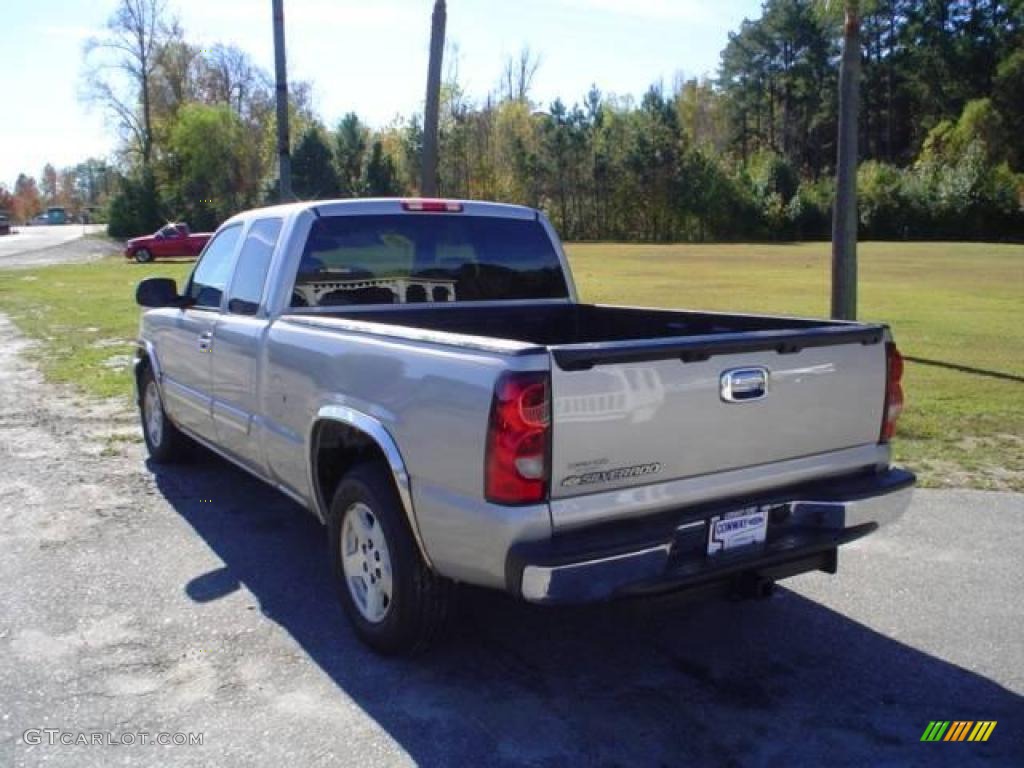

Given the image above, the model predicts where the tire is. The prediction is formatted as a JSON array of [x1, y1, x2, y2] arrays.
[[135, 248, 153, 264], [327, 462, 454, 655], [139, 366, 191, 463]]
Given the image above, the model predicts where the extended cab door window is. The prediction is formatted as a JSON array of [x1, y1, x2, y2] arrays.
[[226, 218, 283, 315], [186, 224, 243, 309]]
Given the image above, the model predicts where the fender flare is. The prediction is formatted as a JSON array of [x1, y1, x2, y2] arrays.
[[134, 339, 164, 402], [309, 405, 433, 569]]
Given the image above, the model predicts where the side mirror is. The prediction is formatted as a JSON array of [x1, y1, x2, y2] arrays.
[[136, 277, 186, 308]]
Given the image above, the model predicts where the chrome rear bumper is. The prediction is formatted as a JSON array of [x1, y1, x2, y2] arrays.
[[510, 468, 914, 604]]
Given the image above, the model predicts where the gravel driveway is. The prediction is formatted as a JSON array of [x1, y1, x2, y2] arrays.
[[0, 226, 114, 269], [0, 312, 1021, 767]]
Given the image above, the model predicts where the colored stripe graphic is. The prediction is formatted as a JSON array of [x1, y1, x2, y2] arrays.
[[921, 721, 997, 742], [945, 721, 972, 741], [921, 722, 950, 741]]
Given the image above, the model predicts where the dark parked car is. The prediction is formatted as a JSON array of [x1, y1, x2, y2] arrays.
[[0, 213, 10, 236]]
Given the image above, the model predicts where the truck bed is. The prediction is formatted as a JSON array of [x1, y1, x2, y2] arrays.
[[285, 302, 889, 512], [297, 302, 878, 350]]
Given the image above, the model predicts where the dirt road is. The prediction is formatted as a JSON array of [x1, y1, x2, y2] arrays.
[[0, 226, 114, 269]]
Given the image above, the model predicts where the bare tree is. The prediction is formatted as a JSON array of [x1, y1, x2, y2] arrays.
[[422, 0, 447, 196], [151, 25, 202, 118], [83, 0, 170, 167], [830, 0, 861, 320], [201, 44, 263, 118], [500, 46, 541, 104]]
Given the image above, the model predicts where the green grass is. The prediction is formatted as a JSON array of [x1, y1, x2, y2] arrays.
[[0, 257, 193, 398], [0, 242, 1020, 490]]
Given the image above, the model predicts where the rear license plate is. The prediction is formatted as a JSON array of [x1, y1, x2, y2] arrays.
[[707, 506, 768, 555]]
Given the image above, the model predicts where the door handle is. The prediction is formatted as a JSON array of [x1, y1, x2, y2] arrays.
[[198, 331, 213, 353]]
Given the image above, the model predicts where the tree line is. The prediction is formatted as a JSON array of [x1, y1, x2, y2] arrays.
[[295, 0, 1023, 242], [4, 0, 1020, 241], [0, 160, 117, 224]]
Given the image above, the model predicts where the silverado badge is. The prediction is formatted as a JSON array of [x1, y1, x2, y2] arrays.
[[562, 463, 662, 487]]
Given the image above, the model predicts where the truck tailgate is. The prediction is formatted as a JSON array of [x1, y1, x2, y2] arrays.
[[549, 326, 887, 504]]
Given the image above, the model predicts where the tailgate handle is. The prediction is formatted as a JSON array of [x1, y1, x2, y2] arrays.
[[720, 367, 768, 402]]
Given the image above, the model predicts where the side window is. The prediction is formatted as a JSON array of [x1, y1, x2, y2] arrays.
[[187, 224, 243, 309], [227, 218, 283, 316]]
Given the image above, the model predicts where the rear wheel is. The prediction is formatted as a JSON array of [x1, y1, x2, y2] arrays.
[[139, 367, 190, 463], [134, 248, 153, 263], [328, 462, 454, 655]]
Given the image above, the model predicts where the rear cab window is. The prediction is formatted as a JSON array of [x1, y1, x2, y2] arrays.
[[290, 215, 568, 307], [227, 218, 283, 315]]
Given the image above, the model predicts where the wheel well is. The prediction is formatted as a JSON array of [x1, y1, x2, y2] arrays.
[[312, 420, 390, 515]]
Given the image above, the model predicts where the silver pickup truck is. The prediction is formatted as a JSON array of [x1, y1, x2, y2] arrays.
[[134, 198, 914, 654]]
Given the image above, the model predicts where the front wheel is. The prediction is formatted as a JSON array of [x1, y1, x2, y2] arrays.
[[328, 463, 455, 655], [134, 248, 153, 263], [139, 367, 191, 463]]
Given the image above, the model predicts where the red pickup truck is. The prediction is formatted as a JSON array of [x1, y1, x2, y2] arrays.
[[124, 223, 212, 263]]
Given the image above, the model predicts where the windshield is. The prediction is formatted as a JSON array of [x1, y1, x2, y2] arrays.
[[290, 214, 569, 307]]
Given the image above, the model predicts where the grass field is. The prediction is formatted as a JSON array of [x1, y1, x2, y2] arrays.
[[0, 241, 1021, 490]]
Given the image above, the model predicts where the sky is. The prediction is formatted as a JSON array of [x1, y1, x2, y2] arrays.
[[1, 0, 762, 190]]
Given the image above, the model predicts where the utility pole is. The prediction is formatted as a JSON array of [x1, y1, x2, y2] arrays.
[[421, 0, 446, 197], [272, 0, 293, 202], [831, 1, 860, 321]]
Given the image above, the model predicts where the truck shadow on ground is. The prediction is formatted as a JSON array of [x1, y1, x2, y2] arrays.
[[151, 453, 1022, 767]]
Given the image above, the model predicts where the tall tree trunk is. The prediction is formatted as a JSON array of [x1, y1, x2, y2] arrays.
[[886, 3, 895, 161], [272, 0, 292, 201], [422, 0, 446, 197], [141, 57, 152, 167], [831, 1, 860, 320]]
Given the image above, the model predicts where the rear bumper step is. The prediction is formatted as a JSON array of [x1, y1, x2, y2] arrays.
[[507, 468, 914, 604]]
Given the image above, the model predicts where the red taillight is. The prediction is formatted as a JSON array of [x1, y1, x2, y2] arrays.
[[401, 199, 463, 213], [485, 372, 550, 504], [880, 342, 904, 443]]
